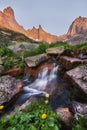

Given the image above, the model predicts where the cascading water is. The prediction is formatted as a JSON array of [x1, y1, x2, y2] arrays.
[[16, 64, 58, 105]]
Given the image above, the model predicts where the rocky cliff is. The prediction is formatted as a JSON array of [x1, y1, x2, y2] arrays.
[[0, 7, 59, 43], [0, 7, 87, 44]]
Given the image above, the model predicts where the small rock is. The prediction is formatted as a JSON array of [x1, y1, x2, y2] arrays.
[[25, 53, 48, 67], [46, 46, 64, 55], [56, 108, 73, 126]]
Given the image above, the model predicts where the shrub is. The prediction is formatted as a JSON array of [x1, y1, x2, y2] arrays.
[[4, 60, 14, 69]]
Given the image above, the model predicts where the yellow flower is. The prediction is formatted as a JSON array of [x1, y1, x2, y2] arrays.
[[45, 93, 50, 98], [0, 105, 4, 110], [85, 106, 87, 108], [41, 113, 47, 119], [45, 100, 49, 104]]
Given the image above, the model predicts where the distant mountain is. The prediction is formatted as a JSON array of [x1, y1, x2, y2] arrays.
[[0, 7, 87, 44], [66, 16, 87, 44], [0, 7, 59, 43], [67, 16, 87, 36]]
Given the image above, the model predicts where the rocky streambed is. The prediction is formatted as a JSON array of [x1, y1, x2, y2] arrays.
[[0, 46, 87, 128]]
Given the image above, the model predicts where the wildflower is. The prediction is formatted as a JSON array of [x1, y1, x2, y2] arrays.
[[85, 106, 87, 108], [45, 100, 49, 104], [0, 105, 4, 110], [41, 113, 47, 119], [45, 93, 49, 98]]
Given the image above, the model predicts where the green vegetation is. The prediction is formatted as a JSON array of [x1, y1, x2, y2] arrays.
[[0, 46, 25, 70], [24, 42, 87, 57], [0, 41, 87, 69], [72, 116, 87, 130], [0, 102, 62, 130], [0, 46, 13, 57]]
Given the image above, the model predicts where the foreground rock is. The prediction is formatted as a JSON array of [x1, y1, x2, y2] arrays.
[[56, 108, 73, 126], [0, 75, 23, 105], [65, 64, 87, 94], [72, 101, 87, 119], [25, 53, 48, 67], [59, 56, 87, 70], [46, 46, 64, 55]]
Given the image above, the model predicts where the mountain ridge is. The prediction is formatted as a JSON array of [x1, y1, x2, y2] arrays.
[[0, 7, 87, 44]]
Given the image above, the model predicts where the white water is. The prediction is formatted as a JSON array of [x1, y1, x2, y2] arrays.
[[16, 65, 58, 105], [24, 64, 58, 91]]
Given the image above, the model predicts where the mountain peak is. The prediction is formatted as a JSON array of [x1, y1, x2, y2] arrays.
[[67, 16, 87, 36], [3, 7, 14, 17]]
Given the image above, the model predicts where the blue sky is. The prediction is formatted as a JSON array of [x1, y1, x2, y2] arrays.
[[0, 0, 87, 35]]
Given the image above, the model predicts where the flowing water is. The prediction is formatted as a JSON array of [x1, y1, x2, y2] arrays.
[[15, 63, 71, 109]]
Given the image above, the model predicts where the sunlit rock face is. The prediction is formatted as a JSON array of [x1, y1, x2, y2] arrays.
[[67, 16, 87, 36], [0, 7, 26, 35], [0, 7, 59, 43], [0, 7, 87, 44]]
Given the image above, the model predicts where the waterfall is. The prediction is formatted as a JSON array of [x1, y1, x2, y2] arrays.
[[24, 64, 58, 91], [16, 65, 58, 105]]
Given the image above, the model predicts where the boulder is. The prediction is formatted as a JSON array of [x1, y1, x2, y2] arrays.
[[8, 42, 38, 55], [25, 53, 48, 67], [65, 64, 87, 94], [0, 75, 23, 105], [59, 56, 87, 70], [56, 108, 73, 126], [46, 46, 64, 55]]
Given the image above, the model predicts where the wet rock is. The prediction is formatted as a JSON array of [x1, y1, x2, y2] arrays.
[[25, 53, 48, 67], [62, 49, 75, 57], [78, 53, 87, 59], [56, 108, 73, 126], [24, 63, 54, 77], [18, 97, 37, 111], [0, 75, 23, 105], [59, 56, 87, 70], [72, 101, 87, 119], [65, 64, 87, 94], [4, 67, 23, 76], [46, 46, 64, 55]]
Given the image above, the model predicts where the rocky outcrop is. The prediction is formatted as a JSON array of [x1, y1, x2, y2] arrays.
[[25, 53, 48, 67], [65, 65, 87, 94], [0, 7, 27, 36], [0, 75, 23, 105], [59, 56, 87, 70], [27, 25, 58, 43]]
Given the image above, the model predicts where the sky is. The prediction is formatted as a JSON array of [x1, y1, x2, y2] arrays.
[[0, 0, 87, 35]]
